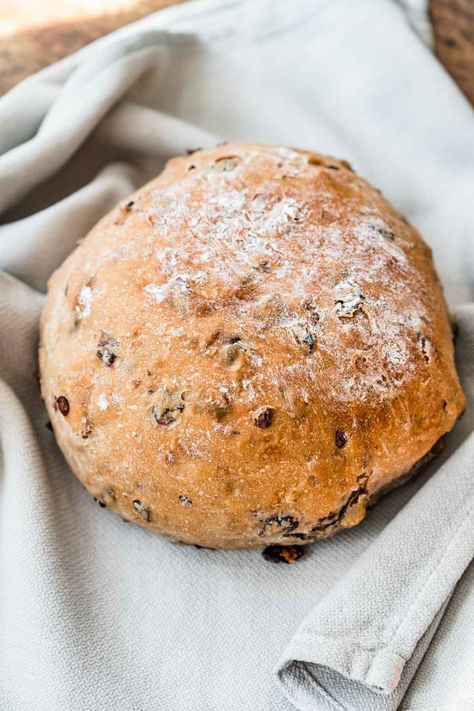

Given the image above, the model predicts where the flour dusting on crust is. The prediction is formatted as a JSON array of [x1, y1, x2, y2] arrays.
[[39, 144, 465, 549]]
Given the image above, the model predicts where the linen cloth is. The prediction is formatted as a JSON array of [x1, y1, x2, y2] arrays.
[[0, 1, 473, 709]]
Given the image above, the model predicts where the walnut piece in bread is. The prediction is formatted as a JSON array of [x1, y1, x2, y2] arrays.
[[39, 144, 465, 549]]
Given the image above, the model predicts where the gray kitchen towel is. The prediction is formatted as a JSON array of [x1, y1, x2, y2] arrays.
[[0, 1, 473, 710]]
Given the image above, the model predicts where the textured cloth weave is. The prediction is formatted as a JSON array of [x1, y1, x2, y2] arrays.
[[0, 1, 473, 709]]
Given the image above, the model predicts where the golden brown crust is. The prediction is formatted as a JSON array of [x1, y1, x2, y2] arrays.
[[39, 144, 465, 548]]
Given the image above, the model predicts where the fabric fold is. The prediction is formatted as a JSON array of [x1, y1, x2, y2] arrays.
[[276, 306, 474, 709], [0, 31, 188, 214]]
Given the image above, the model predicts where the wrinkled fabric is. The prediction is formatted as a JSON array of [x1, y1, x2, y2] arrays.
[[0, 1, 473, 709]]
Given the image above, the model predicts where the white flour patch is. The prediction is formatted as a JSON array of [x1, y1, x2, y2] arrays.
[[385, 343, 409, 365], [143, 283, 170, 304], [76, 285, 92, 319], [83, 147, 432, 416], [334, 280, 365, 317], [97, 394, 108, 411], [144, 275, 192, 305]]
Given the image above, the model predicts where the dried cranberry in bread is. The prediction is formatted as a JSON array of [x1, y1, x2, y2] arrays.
[[39, 144, 465, 549]]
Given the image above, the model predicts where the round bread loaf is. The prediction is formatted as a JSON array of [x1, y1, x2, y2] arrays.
[[39, 144, 465, 549]]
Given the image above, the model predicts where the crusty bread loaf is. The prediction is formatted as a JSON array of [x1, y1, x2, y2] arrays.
[[39, 144, 465, 548]]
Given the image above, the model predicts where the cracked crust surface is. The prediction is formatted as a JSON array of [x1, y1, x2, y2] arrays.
[[39, 144, 465, 548]]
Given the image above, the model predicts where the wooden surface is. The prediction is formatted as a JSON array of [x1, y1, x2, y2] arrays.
[[0, 0, 473, 104], [429, 0, 474, 104], [0, 0, 184, 95]]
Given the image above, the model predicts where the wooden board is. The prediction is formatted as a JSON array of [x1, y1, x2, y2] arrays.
[[0, 0, 184, 95], [429, 0, 474, 105]]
